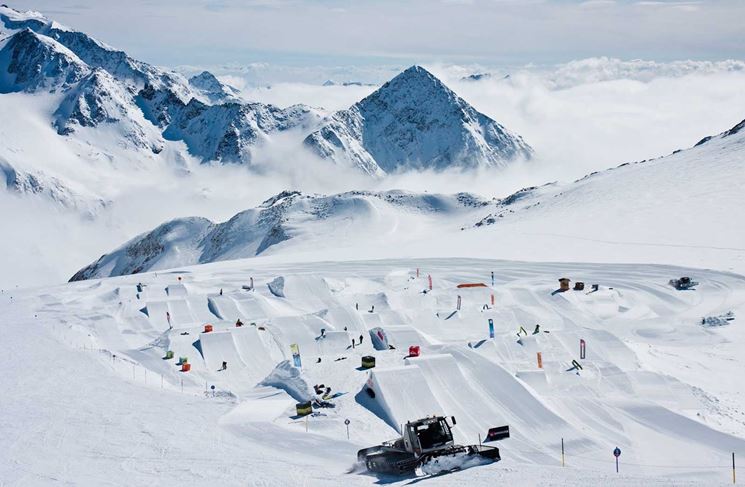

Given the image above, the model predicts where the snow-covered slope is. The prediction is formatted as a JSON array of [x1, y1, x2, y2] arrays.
[[70, 190, 489, 280], [469, 116, 745, 263], [0, 155, 106, 215], [6, 258, 745, 485], [304, 66, 533, 175]]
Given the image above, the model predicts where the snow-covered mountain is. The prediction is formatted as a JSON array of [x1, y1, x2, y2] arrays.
[[0, 28, 89, 93], [3, 7, 529, 177], [0, 5, 323, 168], [69, 190, 489, 280], [188, 71, 243, 104], [304, 66, 533, 175], [162, 100, 322, 164], [54, 68, 165, 153], [72, 115, 745, 280]]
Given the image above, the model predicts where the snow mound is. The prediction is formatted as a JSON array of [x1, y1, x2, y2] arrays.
[[267, 276, 285, 297], [259, 360, 312, 403]]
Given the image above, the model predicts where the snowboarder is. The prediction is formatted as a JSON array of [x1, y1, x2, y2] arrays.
[[235, 319, 244, 327], [221, 361, 227, 371], [343, 326, 348, 331], [533, 324, 541, 335], [369, 305, 375, 313], [219, 288, 223, 296], [316, 357, 322, 363], [320, 328, 326, 338]]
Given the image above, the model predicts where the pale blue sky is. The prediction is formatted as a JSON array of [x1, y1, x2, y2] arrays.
[[10, 0, 745, 72]]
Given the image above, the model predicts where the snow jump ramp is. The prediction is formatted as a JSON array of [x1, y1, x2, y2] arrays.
[[365, 365, 444, 433]]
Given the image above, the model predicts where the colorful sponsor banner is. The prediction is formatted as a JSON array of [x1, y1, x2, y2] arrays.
[[290, 343, 302, 368]]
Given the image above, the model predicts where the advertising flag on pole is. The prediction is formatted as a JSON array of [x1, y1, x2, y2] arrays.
[[457, 295, 461, 311], [428, 275, 433, 291], [580, 339, 586, 360], [488, 319, 495, 339], [290, 343, 302, 368]]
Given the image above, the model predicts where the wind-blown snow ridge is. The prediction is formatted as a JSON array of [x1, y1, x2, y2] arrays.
[[304, 65, 533, 175]]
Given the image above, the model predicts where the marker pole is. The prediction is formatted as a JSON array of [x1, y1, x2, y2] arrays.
[[733, 452, 736, 484]]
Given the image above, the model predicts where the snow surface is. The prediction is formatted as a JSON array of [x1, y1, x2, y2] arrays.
[[4, 258, 745, 485]]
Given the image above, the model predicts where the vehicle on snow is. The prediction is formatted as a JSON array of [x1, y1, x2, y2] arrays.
[[357, 415, 509, 475], [669, 276, 699, 290]]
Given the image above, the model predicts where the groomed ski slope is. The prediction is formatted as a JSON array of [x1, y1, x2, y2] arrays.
[[3, 258, 745, 486]]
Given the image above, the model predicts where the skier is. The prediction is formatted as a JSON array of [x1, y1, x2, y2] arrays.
[[320, 328, 326, 338], [221, 361, 227, 371], [359, 334, 364, 345], [533, 324, 541, 335], [235, 318, 244, 327], [369, 305, 375, 313], [220, 288, 223, 296], [355, 303, 359, 310]]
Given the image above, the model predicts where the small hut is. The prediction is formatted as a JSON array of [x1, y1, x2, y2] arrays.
[[559, 278, 571, 292]]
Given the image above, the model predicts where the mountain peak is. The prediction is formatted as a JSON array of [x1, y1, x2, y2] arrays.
[[189, 71, 222, 91], [373, 65, 449, 98], [304, 65, 533, 174], [0, 28, 89, 93]]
